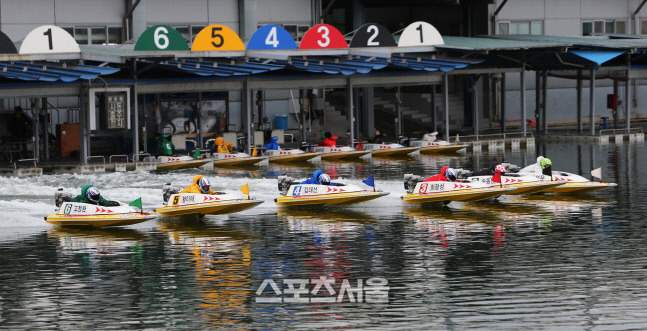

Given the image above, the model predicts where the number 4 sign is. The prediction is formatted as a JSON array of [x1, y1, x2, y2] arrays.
[[247, 25, 297, 50], [299, 24, 347, 49], [397, 21, 444, 47]]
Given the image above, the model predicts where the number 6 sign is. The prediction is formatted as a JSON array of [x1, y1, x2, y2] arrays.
[[192, 24, 245, 51], [134, 25, 189, 51], [299, 24, 347, 49]]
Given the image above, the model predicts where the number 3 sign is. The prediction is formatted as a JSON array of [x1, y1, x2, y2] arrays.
[[192, 24, 245, 51], [299, 24, 347, 49]]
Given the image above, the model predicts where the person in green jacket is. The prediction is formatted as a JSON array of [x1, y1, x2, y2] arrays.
[[156, 133, 175, 156], [70, 185, 120, 206]]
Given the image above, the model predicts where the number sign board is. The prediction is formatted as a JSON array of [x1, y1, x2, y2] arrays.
[[350, 23, 396, 48], [0, 31, 17, 54], [299, 24, 347, 49], [247, 24, 297, 50], [135, 25, 189, 51], [191, 25, 245, 51], [104, 92, 127, 129], [397, 21, 444, 47], [19, 25, 80, 54]]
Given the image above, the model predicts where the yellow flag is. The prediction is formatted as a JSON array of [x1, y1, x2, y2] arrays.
[[252, 146, 258, 157], [241, 183, 250, 196]]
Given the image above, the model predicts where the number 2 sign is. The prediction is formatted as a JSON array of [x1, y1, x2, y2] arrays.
[[299, 24, 347, 49], [349, 23, 396, 48], [247, 24, 297, 50], [192, 24, 245, 51]]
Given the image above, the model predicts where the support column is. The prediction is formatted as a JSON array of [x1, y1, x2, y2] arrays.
[[542, 70, 547, 134], [132, 62, 140, 159], [347, 77, 355, 146], [577, 69, 582, 132], [535, 71, 540, 135], [80, 82, 89, 164], [612, 80, 619, 128], [300, 89, 306, 143], [589, 68, 596, 136], [244, 78, 252, 153], [395, 86, 402, 137], [41, 97, 49, 160], [197, 92, 203, 149], [501, 73, 506, 133], [443, 73, 450, 141], [31, 99, 39, 161], [361, 87, 374, 138], [520, 65, 527, 137], [238, 0, 258, 41], [430, 85, 437, 132], [626, 58, 631, 131], [473, 79, 479, 135]]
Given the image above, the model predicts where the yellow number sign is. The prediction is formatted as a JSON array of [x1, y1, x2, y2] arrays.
[[191, 24, 245, 51]]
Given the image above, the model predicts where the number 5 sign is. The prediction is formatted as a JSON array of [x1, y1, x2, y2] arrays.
[[192, 24, 245, 51], [299, 24, 347, 49], [19, 25, 80, 54]]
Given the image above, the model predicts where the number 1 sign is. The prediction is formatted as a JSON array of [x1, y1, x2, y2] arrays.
[[397, 21, 444, 47], [247, 25, 297, 50], [299, 24, 347, 49], [19, 25, 80, 54]]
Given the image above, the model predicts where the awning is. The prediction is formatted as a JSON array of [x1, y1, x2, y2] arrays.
[[153, 58, 285, 76], [0, 61, 119, 82], [569, 50, 625, 65]]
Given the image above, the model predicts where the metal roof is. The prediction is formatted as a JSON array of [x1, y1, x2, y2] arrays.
[[438, 36, 569, 51], [488, 34, 647, 50], [0, 61, 119, 82]]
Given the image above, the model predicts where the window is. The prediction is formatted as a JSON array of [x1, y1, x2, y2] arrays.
[[107, 27, 122, 44], [497, 21, 542, 35], [283, 25, 297, 40], [297, 25, 309, 41], [68, 26, 122, 45], [583, 19, 626, 36], [91, 27, 106, 45]]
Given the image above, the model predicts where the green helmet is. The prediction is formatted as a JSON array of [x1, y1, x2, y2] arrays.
[[540, 158, 552, 169]]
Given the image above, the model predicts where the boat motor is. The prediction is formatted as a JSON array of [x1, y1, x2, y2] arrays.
[[162, 183, 180, 203], [278, 175, 296, 195], [54, 188, 73, 207], [404, 174, 424, 194]]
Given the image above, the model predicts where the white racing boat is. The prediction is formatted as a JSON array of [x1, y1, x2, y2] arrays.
[[144, 155, 210, 170], [263, 149, 320, 163], [401, 174, 514, 204], [463, 171, 566, 195], [516, 159, 618, 193], [361, 143, 419, 157], [311, 145, 371, 160], [210, 152, 265, 166], [409, 132, 467, 154], [45, 190, 156, 227], [155, 183, 263, 217], [275, 175, 388, 206]]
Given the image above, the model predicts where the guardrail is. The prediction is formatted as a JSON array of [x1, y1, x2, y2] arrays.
[[13, 158, 37, 169], [86, 156, 105, 164], [109, 154, 130, 164], [449, 132, 534, 142], [133, 153, 152, 162], [599, 127, 643, 136]]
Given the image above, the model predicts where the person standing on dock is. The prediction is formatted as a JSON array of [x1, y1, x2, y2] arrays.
[[156, 133, 175, 156], [9, 106, 32, 158]]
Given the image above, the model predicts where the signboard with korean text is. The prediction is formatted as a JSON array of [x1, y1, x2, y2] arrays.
[[104, 92, 127, 129]]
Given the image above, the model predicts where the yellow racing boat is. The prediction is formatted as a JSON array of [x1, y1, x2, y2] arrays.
[[156, 184, 263, 217], [45, 191, 156, 227], [210, 152, 265, 167], [361, 143, 419, 157], [274, 175, 388, 206], [263, 149, 321, 163], [311, 146, 371, 160], [145, 155, 210, 170], [401, 174, 514, 204]]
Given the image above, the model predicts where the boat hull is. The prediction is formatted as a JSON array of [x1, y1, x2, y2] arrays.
[[212, 157, 264, 166], [402, 187, 513, 204], [268, 153, 320, 163], [156, 199, 263, 217], [44, 213, 156, 227], [419, 144, 467, 154], [320, 150, 371, 160], [370, 147, 419, 157], [275, 191, 389, 206], [157, 159, 210, 170], [503, 181, 566, 195], [548, 182, 617, 193]]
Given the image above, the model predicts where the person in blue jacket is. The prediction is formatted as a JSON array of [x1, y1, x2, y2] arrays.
[[300, 169, 342, 186], [264, 136, 280, 151]]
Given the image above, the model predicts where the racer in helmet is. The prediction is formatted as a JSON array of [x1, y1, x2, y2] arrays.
[[300, 169, 342, 186], [472, 162, 507, 176], [424, 166, 458, 182], [180, 175, 219, 194], [70, 185, 119, 206], [540, 157, 552, 176]]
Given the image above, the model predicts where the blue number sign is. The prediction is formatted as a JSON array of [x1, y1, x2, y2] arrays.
[[247, 24, 297, 50]]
